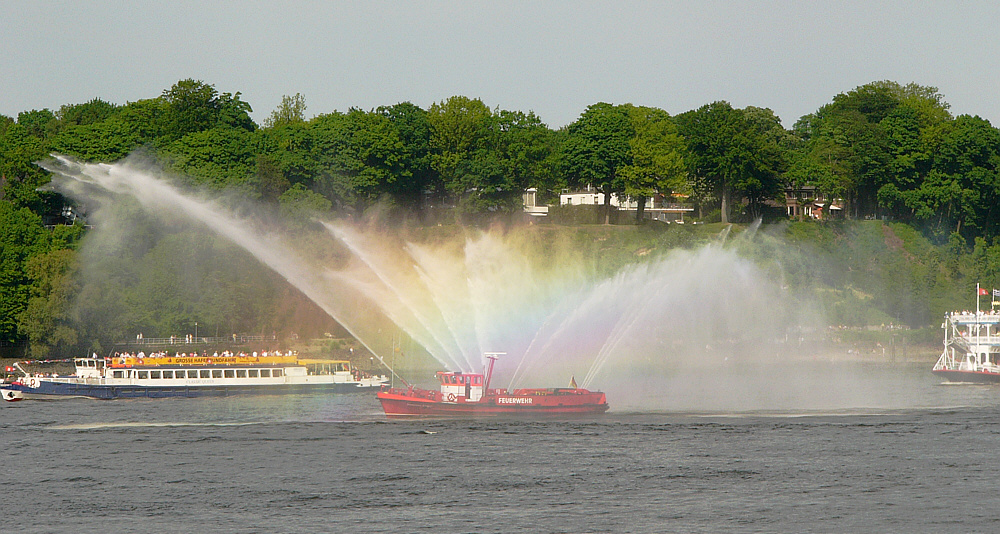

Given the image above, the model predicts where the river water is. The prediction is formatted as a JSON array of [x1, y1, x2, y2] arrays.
[[3, 362, 999, 533]]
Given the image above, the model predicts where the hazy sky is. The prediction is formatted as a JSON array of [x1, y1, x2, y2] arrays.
[[3, 1, 998, 128]]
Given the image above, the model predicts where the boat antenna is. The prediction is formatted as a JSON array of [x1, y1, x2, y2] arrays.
[[371, 350, 408, 388]]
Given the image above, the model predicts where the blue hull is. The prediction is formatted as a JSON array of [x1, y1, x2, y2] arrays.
[[3, 381, 378, 400]]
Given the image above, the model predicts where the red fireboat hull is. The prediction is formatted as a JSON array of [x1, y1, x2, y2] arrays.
[[377, 387, 609, 418]]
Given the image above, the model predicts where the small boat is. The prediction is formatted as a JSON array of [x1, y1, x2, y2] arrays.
[[932, 310, 1000, 383], [1, 351, 388, 401], [376, 353, 609, 417]]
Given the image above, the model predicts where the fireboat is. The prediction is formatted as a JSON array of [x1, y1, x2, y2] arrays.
[[376, 352, 609, 417]]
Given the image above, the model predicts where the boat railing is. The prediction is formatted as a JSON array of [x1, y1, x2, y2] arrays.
[[956, 334, 1000, 345], [381, 385, 440, 401], [115, 335, 272, 346], [948, 313, 1000, 324]]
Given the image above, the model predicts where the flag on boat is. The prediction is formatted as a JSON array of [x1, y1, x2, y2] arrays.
[[569, 375, 578, 388], [994, 289, 1000, 297], [979, 287, 989, 296]]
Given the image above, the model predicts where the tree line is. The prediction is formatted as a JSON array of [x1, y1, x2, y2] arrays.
[[3, 78, 1000, 355], [4, 79, 998, 232]]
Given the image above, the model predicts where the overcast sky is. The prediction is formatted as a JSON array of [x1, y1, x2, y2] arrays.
[[3, 1, 998, 129]]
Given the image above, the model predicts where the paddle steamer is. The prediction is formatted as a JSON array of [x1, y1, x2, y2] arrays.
[[932, 311, 1000, 383]]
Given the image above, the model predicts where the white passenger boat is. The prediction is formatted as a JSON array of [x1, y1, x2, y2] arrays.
[[932, 311, 1000, 383], [1, 351, 388, 401]]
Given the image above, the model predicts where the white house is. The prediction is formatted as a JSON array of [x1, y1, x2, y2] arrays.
[[559, 186, 694, 222]]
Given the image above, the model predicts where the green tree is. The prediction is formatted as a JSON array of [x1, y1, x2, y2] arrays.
[[676, 101, 784, 223], [159, 79, 255, 142], [161, 126, 260, 188], [562, 103, 634, 224], [254, 154, 291, 204], [279, 182, 333, 223], [378, 102, 435, 210], [798, 81, 951, 220], [51, 117, 144, 162], [0, 121, 57, 212], [258, 118, 316, 187], [116, 98, 170, 144], [309, 108, 407, 213], [916, 115, 1000, 239], [737, 106, 788, 218], [17, 249, 79, 358], [426, 96, 494, 206], [16, 109, 59, 139], [0, 202, 47, 342], [454, 109, 553, 215], [57, 98, 120, 126], [0, 114, 13, 137], [263, 93, 307, 128], [619, 105, 687, 222]]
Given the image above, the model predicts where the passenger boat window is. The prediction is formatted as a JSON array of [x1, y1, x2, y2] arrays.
[[188, 370, 199, 379], [212, 370, 223, 378], [224, 370, 235, 378], [273, 369, 283, 377], [113, 370, 124, 378], [200, 370, 211, 378], [236, 370, 247, 378], [248, 370, 259, 378], [260, 369, 271, 378], [162, 370, 173, 379], [138, 371, 149, 379], [150, 371, 161, 379]]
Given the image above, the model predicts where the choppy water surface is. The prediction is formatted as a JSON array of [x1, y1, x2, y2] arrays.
[[4, 363, 1000, 533]]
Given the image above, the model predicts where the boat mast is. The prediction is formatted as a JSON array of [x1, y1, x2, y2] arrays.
[[483, 352, 505, 393]]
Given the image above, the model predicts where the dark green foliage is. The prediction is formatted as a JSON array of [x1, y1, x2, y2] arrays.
[[18, 248, 79, 358], [161, 126, 260, 188], [8, 77, 1000, 359], [561, 103, 634, 224], [58, 98, 120, 126], [159, 79, 255, 141], [675, 102, 785, 223], [0, 203, 47, 341], [51, 119, 145, 162], [0, 200, 84, 346], [377, 102, 434, 209]]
